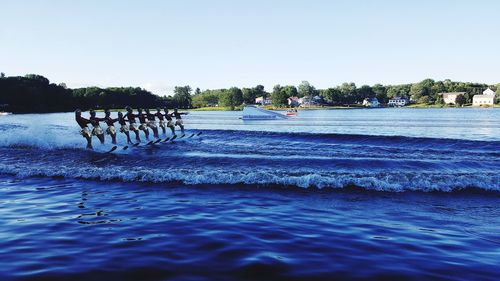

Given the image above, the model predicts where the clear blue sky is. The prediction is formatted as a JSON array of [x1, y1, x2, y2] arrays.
[[1, 0, 499, 95]]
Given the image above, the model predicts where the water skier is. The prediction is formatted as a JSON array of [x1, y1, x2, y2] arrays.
[[155, 107, 167, 135], [117, 111, 133, 144], [163, 107, 176, 135], [75, 109, 93, 149], [125, 106, 141, 142], [171, 108, 188, 134], [103, 109, 118, 144], [89, 109, 105, 144], [144, 108, 159, 139], [137, 108, 150, 140]]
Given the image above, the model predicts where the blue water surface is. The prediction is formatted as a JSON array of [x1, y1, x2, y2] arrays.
[[0, 108, 499, 280]]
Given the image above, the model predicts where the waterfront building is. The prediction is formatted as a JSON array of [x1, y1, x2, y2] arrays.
[[439, 92, 465, 105], [473, 88, 496, 106], [388, 97, 409, 107], [362, 97, 380, 107], [255, 96, 272, 105], [287, 96, 300, 106]]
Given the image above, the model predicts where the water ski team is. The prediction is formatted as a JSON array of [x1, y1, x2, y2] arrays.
[[75, 106, 188, 149]]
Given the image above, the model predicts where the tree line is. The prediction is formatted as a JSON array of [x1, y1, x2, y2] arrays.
[[0, 74, 196, 113], [191, 80, 499, 108], [0, 73, 498, 113]]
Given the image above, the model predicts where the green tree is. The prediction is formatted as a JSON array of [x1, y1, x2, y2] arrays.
[[320, 88, 342, 104], [464, 92, 472, 104], [435, 94, 444, 105], [450, 82, 467, 92], [282, 85, 298, 98], [24, 74, 50, 85], [410, 79, 434, 101], [242, 88, 254, 104], [496, 84, 500, 104], [218, 90, 232, 108], [455, 94, 466, 107], [386, 87, 398, 99], [338, 82, 357, 104], [194, 87, 201, 95], [218, 87, 243, 110], [418, 96, 432, 105], [386, 84, 411, 99], [357, 85, 375, 100], [271, 84, 287, 107], [372, 84, 387, 103], [242, 85, 266, 104], [431, 81, 445, 95], [230, 87, 243, 106], [192, 90, 219, 107], [297, 81, 316, 98], [254, 85, 266, 98], [173, 86, 192, 108]]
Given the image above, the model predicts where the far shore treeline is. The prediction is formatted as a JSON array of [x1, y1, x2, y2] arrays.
[[0, 72, 499, 113]]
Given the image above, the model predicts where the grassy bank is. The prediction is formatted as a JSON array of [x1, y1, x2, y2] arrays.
[[261, 105, 364, 110], [408, 103, 500, 108], [407, 104, 449, 108], [189, 106, 243, 111]]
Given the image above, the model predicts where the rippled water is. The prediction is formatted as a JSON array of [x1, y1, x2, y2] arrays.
[[0, 108, 499, 280]]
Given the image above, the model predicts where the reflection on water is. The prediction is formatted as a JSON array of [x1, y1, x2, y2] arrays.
[[0, 177, 499, 280]]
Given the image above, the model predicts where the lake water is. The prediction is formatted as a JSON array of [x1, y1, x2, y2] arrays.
[[0, 108, 499, 280]]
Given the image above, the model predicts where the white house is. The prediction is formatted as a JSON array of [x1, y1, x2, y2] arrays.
[[473, 95, 495, 106], [471, 89, 494, 106], [362, 97, 380, 107], [483, 88, 495, 96], [255, 96, 272, 105], [439, 92, 465, 105], [388, 97, 409, 107], [472, 88, 496, 106], [313, 95, 324, 104], [298, 96, 323, 106], [287, 96, 300, 106]]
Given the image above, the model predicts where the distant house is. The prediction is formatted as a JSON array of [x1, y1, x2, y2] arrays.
[[362, 97, 380, 107], [313, 95, 324, 103], [473, 88, 496, 106], [287, 96, 300, 106], [298, 97, 306, 105], [298, 95, 323, 107], [483, 88, 495, 96], [255, 96, 272, 105], [388, 97, 409, 107], [439, 92, 465, 105]]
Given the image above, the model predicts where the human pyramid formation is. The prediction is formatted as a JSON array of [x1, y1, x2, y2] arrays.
[[75, 106, 188, 149]]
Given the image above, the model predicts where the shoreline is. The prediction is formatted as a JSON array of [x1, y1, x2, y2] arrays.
[[3, 105, 499, 114], [189, 104, 500, 111]]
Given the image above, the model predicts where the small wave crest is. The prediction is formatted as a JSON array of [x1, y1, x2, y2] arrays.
[[0, 124, 499, 151], [0, 163, 498, 193]]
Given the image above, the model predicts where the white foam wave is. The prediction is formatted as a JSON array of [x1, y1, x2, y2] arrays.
[[0, 123, 83, 149], [0, 164, 498, 192]]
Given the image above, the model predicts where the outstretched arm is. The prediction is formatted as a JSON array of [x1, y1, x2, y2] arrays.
[[80, 117, 92, 125]]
